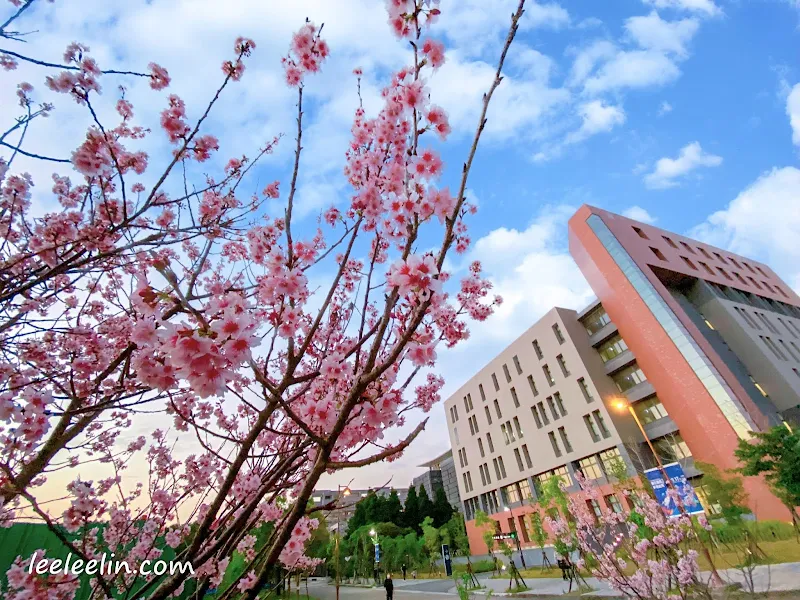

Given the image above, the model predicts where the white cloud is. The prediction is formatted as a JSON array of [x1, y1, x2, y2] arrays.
[[583, 49, 681, 94], [510, 45, 557, 83], [690, 167, 800, 292], [658, 100, 674, 116], [533, 100, 625, 161], [787, 83, 800, 146], [567, 40, 617, 87], [625, 11, 700, 58], [643, 141, 722, 189], [643, 0, 722, 17], [577, 17, 604, 29], [622, 205, 658, 224], [438, 0, 569, 56]]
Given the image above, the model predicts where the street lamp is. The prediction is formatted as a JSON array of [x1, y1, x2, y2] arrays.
[[611, 396, 724, 586], [503, 505, 526, 568], [334, 485, 351, 600]]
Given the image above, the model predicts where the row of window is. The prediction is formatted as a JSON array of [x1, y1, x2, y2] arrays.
[[710, 282, 800, 320], [634, 225, 789, 296], [760, 335, 800, 364]]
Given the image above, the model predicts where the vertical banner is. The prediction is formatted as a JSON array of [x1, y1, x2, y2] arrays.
[[643, 462, 705, 518], [441, 543, 452, 576]]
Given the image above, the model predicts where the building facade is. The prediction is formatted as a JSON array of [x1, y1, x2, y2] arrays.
[[445, 206, 799, 555], [413, 449, 462, 509]]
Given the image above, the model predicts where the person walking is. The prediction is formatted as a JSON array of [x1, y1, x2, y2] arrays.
[[401, 563, 407, 580], [384, 573, 394, 600]]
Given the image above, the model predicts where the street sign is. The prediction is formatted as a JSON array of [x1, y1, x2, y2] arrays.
[[643, 462, 704, 518], [492, 532, 517, 540], [441, 544, 452, 577]]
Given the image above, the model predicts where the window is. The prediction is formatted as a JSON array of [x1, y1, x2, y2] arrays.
[[583, 307, 611, 336], [699, 247, 712, 259], [633, 226, 649, 239], [500, 423, 510, 445], [597, 334, 629, 362], [736, 307, 761, 329], [599, 447, 623, 475], [510, 387, 520, 408], [470, 414, 479, 434], [479, 383, 486, 401], [553, 323, 565, 344], [506, 421, 516, 442], [485, 406, 493, 425], [681, 256, 697, 270], [663, 235, 678, 249], [548, 432, 562, 457], [521, 444, 533, 469], [743, 262, 756, 274], [728, 256, 741, 269], [543, 364, 555, 386], [717, 267, 733, 281], [733, 271, 748, 287], [498, 456, 507, 479], [554, 392, 567, 416], [463, 472, 470, 491], [449, 406, 456, 423], [478, 438, 485, 458], [761, 336, 787, 361], [505, 482, 521, 504], [464, 395, 471, 412], [762, 281, 775, 294], [698, 261, 715, 276], [651, 247, 667, 261], [493, 458, 501, 480], [605, 494, 623, 514], [578, 378, 594, 403], [527, 375, 539, 397], [468, 416, 475, 435], [532, 339, 543, 359], [593, 410, 611, 438], [454, 427, 459, 446], [584, 415, 600, 442], [546, 396, 560, 420], [654, 433, 692, 461], [779, 339, 799, 362], [613, 364, 647, 392], [513, 355, 523, 375], [794, 368, 800, 379], [537, 402, 550, 425], [503, 363, 512, 383], [587, 499, 603, 520], [461, 448, 470, 467], [492, 373, 500, 391], [756, 312, 779, 334], [778, 318, 797, 338], [713, 252, 728, 264], [755, 265, 768, 277], [748, 276, 763, 290], [680, 241, 695, 254], [513, 416, 523, 438], [558, 427, 573, 453], [634, 395, 669, 424], [577, 455, 603, 480], [557, 354, 570, 376], [494, 399, 502, 419], [486, 433, 495, 453], [531, 405, 542, 428], [514, 448, 524, 471], [537, 466, 572, 490]]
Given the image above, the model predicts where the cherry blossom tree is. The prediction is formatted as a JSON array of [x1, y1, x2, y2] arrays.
[[0, 0, 528, 597]]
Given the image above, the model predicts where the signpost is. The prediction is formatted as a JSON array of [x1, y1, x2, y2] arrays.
[[643, 462, 704, 518], [441, 544, 452, 577]]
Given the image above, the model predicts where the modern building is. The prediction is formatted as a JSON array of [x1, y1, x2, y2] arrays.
[[445, 206, 799, 555], [413, 449, 462, 509], [311, 487, 408, 533]]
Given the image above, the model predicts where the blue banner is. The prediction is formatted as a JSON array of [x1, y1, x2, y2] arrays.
[[441, 544, 452, 577], [643, 462, 705, 518]]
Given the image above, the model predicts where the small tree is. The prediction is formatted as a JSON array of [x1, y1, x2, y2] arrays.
[[474, 510, 497, 559], [527, 511, 550, 569], [421, 516, 442, 574], [735, 425, 800, 535], [403, 486, 421, 531]]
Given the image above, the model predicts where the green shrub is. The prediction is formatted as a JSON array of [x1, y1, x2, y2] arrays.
[[708, 520, 796, 544], [453, 559, 495, 574]]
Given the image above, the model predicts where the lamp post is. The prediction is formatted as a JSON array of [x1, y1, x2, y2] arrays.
[[503, 505, 526, 568], [369, 528, 379, 586], [334, 485, 351, 600], [611, 396, 724, 586]]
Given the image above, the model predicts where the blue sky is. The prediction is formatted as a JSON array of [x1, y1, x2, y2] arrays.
[[2, 0, 799, 494]]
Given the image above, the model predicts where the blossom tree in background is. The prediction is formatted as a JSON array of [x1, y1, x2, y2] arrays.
[[0, 0, 527, 597], [545, 473, 714, 600]]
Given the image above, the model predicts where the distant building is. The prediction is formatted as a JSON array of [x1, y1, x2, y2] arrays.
[[311, 487, 408, 533], [413, 449, 461, 509], [445, 206, 799, 555]]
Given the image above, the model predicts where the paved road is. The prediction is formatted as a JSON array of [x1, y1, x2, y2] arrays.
[[306, 578, 457, 599]]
